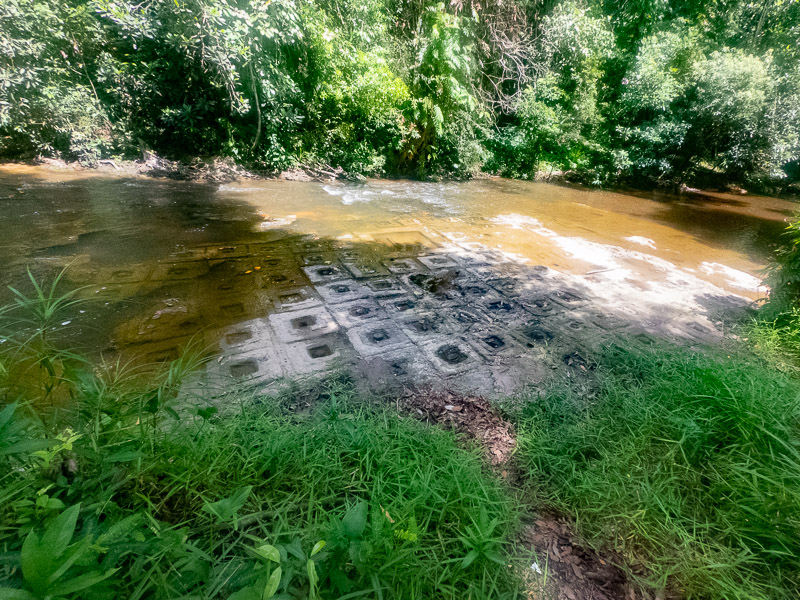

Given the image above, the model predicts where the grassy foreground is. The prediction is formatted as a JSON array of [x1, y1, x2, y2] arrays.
[[514, 343, 800, 599], [2, 276, 800, 599], [0, 375, 522, 599]]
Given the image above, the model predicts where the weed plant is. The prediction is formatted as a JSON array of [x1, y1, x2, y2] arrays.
[[515, 343, 800, 599], [745, 311, 800, 374]]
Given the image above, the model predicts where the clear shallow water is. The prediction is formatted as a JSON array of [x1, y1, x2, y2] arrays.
[[0, 164, 792, 391]]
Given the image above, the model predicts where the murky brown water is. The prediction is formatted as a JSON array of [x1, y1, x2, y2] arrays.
[[1, 164, 794, 394]]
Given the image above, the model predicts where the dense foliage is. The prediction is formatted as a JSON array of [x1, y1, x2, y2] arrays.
[[0, 391, 522, 599], [1, 0, 799, 184]]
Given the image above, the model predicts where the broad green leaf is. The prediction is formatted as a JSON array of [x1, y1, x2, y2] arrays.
[[310, 540, 326, 557], [306, 559, 319, 593], [202, 486, 252, 525], [49, 568, 118, 596], [285, 538, 304, 560], [47, 536, 93, 585], [41, 503, 80, 558], [20, 533, 49, 593], [0, 439, 54, 457], [461, 549, 479, 569], [228, 586, 260, 600], [253, 544, 280, 563], [341, 501, 368, 539], [0, 403, 17, 430], [262, 566, 281, 599], [35, 495, 64, 511]]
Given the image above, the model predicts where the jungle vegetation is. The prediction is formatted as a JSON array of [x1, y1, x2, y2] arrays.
[[1, 0, 800, 187]]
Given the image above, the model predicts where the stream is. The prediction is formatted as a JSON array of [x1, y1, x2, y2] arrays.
[[1, 164, 793, 395]]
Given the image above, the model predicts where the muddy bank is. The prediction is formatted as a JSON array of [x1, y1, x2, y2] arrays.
[[12, 155, 368, 183]]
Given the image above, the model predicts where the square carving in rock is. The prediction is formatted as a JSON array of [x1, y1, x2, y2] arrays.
[[150, 260, 209, 281], [315, 279, 369, 304], [270, 287, 322, 312], [206, 346, 284, 387], [303, 264, 346, 284], [203, 244, 251, 260], [366, 278, 405, 296], [399, 312, 456, 344], [487, 277, 523, 297], [343, 261, 389, 279], [269, 305, 339, 343], [217, 319, 272, 354], [466, 326, 519, 358], [282, 334, 345, 376], [422, 340, 479, 374], [329, 299, 386, 328], [300, 252, 337, 266], [418, 254, 460, 270], [382, 257, 425, 274], [346, 321, 411, 356], [260, 269, 308, 288]]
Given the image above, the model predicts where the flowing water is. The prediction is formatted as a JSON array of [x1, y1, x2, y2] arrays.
[[0, 164, 794, 395]]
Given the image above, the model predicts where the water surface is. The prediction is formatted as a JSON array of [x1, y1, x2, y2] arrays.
[[0, 165, 792, 392]]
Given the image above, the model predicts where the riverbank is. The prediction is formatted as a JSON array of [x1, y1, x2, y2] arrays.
[[2, 155, 515, 185], [9, 156, 799, 200], [1, 310, 798, 599], [2, 167, 798, 597]]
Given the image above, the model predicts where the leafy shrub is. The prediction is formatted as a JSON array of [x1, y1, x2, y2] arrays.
[[2, 0, 800, 181], [487, 2, 613, 179], [614, 28, 695, 180], [686, 48, 776, 179], [398, 3, 486, 177], [0, 0, 114, 162], [302, 6, 410, 175], [765, 214, 800, 313]]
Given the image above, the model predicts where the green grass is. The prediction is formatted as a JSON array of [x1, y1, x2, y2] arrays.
[[0, 375, 524, 599], [745, 309, 800, 374], [513, 343, 800, 599]]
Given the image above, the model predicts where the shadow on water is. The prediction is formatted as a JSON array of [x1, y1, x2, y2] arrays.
[[650, 202, 788, 262], [557, 184, 794, 264], [0, 172, 265, 274], [0, 167, 784, 395]]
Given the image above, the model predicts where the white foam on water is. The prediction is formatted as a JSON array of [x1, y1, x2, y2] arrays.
[[321, 185, 344, 196], [625, 235, 657, 249], [259, 214, 296, 228], [322, 185, 376, 205], [700, 262, 765, 292], [442, 231, 470, 243]]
